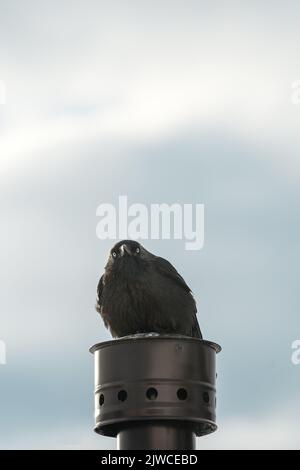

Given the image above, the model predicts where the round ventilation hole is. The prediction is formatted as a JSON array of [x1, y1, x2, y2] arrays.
[[203, 392, 210, 404], [118, 390, 128, 402], [177, 388, 188, 400], [146, 387, 158, 400]]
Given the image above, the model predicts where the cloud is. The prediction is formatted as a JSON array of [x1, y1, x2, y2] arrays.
[[1, 1, 300, 180], [1, 403, 299, 450], [200, 402, 300, 450], [1, 1, 300, 450]]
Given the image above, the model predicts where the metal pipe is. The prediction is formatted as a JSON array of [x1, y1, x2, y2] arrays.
[[90, 334, 221, 451], [117, 421, 195, 450]]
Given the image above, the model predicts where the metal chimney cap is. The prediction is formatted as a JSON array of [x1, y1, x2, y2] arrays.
[[90, 333, 221, 440], [90, 333, 222, 354]]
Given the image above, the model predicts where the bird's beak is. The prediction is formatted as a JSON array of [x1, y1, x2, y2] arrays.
[[120, 244, 132, 256]]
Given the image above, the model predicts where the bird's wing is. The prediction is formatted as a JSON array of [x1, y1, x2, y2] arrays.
[[191, 313, 203, 339], [154, 257, 192, 293], [95, 275, 104, 313], [155, 257, 202, 339]]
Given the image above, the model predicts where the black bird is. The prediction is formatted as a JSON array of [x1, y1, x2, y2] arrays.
[[96, 240, 202, 339]]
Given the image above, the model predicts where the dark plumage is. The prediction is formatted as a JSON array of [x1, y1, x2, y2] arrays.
[[96, 240, 202, 339]]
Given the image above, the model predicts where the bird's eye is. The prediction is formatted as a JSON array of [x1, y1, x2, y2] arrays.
[[136, 247, 140, 254], [112, 251, 117, 258]]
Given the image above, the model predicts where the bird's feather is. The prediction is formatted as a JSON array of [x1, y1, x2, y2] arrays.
[[96, 275, 104, 313], [154, 257, 192, 293], [95, 241, 203, 339], [153, 256, 202, 338]]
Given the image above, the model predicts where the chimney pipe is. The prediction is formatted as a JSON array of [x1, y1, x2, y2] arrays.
[[90, 334, 221, 450]]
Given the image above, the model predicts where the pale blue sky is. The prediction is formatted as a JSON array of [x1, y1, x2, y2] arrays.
[[0, 1, 300, 449]]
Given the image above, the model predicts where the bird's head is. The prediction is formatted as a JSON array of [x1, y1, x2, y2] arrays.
[[105, 240, 153, 277], [111, 240, 142, 258]]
